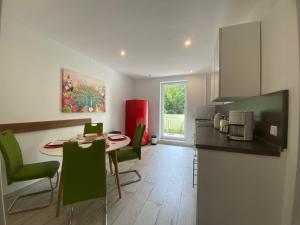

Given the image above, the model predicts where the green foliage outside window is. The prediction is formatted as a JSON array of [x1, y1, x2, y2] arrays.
[[164, 84, 185, 114]]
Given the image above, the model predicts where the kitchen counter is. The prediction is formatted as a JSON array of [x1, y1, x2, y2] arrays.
[[195, 126, 282, 157]]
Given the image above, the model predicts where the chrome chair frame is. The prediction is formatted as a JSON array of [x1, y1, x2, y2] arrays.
[[7, 171, 59, 214], [109, 156, 142, 186], [119, 169, 142, 186]]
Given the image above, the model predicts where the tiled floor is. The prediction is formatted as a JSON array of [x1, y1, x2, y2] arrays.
[[4, 144, 197, 225]]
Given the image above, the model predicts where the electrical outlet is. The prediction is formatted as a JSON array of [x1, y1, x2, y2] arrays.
[[270, 125, 278, 136]]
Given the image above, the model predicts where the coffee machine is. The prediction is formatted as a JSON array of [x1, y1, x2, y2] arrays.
[[228, 111, 254, 141]]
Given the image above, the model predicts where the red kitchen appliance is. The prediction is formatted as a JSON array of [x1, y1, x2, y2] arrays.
[[125, 99, 149, 145]]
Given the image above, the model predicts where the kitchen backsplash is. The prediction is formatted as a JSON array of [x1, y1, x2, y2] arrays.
[[195, 105, 216, 120], [215, 90, 288, 149]]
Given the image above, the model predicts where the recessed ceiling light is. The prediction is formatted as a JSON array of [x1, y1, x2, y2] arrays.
[[120, 50, 126, 57], [184, 38, 192, 47]]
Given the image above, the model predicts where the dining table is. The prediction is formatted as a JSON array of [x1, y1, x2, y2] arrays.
[[40, 133, 131, 217]]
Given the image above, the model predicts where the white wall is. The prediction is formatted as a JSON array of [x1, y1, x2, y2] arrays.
[[132, 74, 214, 145], [248, 0, 300, 224], [0, 13, 133, 193]]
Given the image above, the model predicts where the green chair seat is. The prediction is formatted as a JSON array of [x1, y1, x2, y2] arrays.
[[117, 147, 139, 162], [12, 161, 60, 182]]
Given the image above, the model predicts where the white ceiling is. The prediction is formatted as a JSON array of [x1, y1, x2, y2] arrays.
[[3, 0, 259, 78]]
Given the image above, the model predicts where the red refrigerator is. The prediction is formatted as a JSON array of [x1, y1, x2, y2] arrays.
[[125, 99, 149, 145]]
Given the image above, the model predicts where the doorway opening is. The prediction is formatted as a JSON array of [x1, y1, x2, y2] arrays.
[[160, 81, 187, 141]]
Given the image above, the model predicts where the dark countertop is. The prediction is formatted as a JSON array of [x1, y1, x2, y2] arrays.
[[195, 126, 282, 157]]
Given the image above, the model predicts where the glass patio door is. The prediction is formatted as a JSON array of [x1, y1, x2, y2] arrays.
[[160, 81, 186, 140]]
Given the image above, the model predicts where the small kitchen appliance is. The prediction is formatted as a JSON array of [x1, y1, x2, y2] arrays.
[[219, 119, 229, 133], [213, 113, 223, 129], [228, 111, 254, 141]]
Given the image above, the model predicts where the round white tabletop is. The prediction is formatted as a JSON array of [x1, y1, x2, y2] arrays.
[[40, 134, 131, 157]]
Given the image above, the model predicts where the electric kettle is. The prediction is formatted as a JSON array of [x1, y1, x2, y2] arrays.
[[213, 113, 223, 129]]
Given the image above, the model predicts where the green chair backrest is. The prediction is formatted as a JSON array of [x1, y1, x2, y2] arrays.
[[62, 139, 106, 205], [0, 130, 24, 185], [132, 124, 146, 159], [83, 123, 103, 136]]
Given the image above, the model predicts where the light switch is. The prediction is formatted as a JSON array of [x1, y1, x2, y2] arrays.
[[270, 125, 278, 136]]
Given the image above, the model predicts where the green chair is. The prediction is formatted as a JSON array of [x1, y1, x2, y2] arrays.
[[62, 139, 107, 225], [0, 130, 60, 214], [117, 124, 145, 186], [83, 123, 103, 136]]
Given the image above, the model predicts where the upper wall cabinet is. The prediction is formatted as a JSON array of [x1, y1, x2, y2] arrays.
[[212, 21, 261, 102], [206, 73, 223, 106]]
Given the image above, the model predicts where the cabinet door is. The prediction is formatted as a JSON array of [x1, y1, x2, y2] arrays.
[[219, 21, 261, 98], [214, 37, 220, 100], [214, 71, 219, 100], [210, 68, 215, 102], [210, 37, 220, 102], [205, 74, 211, 105]]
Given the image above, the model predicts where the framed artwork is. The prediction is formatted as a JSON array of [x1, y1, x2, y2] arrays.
[[62, 69, 106, 112]]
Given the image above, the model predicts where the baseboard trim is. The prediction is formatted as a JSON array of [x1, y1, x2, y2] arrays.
[[158, 139, 193, 147]]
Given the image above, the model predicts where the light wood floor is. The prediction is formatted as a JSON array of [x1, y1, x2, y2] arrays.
[[4, 144, 197, 225]]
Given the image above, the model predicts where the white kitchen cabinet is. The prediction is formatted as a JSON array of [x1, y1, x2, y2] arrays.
[[213, 35, 220, 101], [206, 62, 220, 105], [197, 149, 285, 225], [205, 73, 212, 105], [206, 38, 221, 105], [206, 72, 223, 106], [212, 72, 219, 101], [210, 71, 215, 102], [212, 21, 261, 101]]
